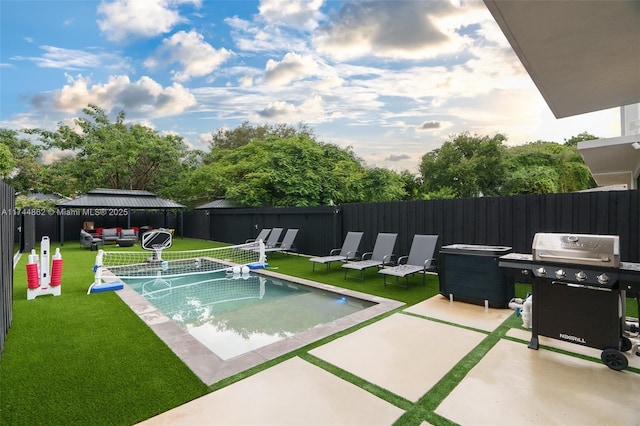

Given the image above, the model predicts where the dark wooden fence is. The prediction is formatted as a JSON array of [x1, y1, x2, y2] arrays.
[[17, 190, 640, 263], [1, 180, 15, 357], [192, 190, 639, 262]]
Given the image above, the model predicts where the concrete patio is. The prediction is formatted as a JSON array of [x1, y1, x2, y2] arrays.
[[139, 295, 640, 425]]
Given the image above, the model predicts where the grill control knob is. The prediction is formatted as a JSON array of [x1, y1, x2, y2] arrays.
[[536, 267, 547, 276], [575, 271, 587, 282], [597, 273, 610, 285], [555, 269, 566, 279]]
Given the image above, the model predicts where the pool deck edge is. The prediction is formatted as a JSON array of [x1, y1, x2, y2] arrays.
[[114, 268, 404, 386]]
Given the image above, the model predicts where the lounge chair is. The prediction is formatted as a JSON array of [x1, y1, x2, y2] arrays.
[[379, 234, 439, 289], [80, 230, 103, 250], [246, 228, 271, 243], [309, 231, 364, 272], [263, 227, 283, 249], [264, 229, 299, 255], [342, 233, 397, 281]]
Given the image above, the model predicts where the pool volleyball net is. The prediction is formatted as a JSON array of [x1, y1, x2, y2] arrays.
[[97, 240, 266, 280]]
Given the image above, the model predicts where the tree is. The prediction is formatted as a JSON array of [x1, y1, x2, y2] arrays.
[[28, 104, 189, 195], [502, 140, 595, 194], [398, 170, 423, 200], [0, 129, 43, 192], [564, 131, 598, 147], [188, 132, 401, 207], [207, 121, 314, 154], [420, 132, 507, 198], [0, 144, 15, 179], [362, 167, 407, 202]]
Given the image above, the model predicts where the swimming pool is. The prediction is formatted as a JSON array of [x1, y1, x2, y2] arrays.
[[103, 269, 404, 385], [123, 271, 374, 360]]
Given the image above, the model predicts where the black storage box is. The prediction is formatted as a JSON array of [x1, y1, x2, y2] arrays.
[[439, 244, 514, 308]]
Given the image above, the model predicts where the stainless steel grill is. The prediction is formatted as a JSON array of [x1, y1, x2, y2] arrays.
[[499, 232, 640, 371], [529, 233, 621, 289], [532, 233, 619, 268]]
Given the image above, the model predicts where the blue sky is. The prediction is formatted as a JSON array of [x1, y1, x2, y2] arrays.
[[0, 0, 620, 171]]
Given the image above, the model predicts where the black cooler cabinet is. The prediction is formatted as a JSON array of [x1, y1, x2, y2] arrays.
[[439, 244, 515, 308]]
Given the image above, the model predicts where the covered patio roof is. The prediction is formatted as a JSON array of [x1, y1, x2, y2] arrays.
[[577, 135, 640, 188], [483, 0, 640, 188], [56, 189, 184, 245], [57, 188, 184, 209], [483, 0, 640, 119]]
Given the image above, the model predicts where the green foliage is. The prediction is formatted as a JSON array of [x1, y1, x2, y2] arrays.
[[190, 135, 373, 207], [0, 128, 43, 192], [0, 143, 15, 178], [564, 131, 598, 146], [207, 121, 314, 153], [420, 132, 507, 198], [1, 107, 604, 205], [422, 186, 457, 200], [27, 104, 189, 195], [362, 167, 407, 202], [501, 166, 559, 194], [398, 170, 423, 200], [502, 141, 595, 194], [14, 195, 58, 210]]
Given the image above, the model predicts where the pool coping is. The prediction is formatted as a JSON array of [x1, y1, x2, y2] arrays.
[[107, 268, 405, 386]]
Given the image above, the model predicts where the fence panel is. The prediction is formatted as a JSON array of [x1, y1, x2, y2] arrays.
[[1, 180, 15, 357], [25, 190, 640, 262]]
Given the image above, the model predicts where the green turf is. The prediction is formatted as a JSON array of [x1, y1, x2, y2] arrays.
[[1, 239, 638, 425]]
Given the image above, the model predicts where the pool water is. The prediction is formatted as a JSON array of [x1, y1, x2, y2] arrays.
[[124, 271, 374, 359]]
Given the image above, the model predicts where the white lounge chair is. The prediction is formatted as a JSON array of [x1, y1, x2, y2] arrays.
[[264, 229, 299, 255], [342, 233, 397, 281], [379, 234, 439, 289], [309, 231, 364, 272]]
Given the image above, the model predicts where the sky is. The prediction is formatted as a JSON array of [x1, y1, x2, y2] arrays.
[[0, 0, 622, 172]]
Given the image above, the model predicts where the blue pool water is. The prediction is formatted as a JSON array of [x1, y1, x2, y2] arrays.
[[124, 271, 374, 359]]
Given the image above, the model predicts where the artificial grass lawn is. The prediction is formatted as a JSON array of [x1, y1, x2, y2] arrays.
[[2, 239, 637, 425], [1, 239, 219, 425]]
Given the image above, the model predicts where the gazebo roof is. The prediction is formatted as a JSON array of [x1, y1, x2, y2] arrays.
[[57, 188, 185, 209], [195, 198, 241, 209]]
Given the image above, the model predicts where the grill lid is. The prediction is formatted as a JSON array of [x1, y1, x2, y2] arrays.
[[532, 233, 620, 268]]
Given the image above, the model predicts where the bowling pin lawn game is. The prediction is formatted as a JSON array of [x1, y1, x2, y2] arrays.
[[25, 236, 63, 300]]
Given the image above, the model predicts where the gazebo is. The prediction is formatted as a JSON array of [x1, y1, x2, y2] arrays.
[[56, 188, 185, 245]]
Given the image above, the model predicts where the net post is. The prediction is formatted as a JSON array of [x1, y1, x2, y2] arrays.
[[258, 240, 266, 265], [87, 249, 104, 294]]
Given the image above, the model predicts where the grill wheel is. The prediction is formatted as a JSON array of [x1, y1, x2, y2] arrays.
[[601, 348, 628, 371]]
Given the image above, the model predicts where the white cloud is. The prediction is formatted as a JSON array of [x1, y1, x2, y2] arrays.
[[145, 30, 233, 82], [255, 95, 325, 122], [264, 52, 318, 85], [225, 16, 309, 53], [417, 121, 443, 130], [41, 148, 75, 165], [258, 0, 325, 31], [313, 0, 476, 60], [11, 45, 130, 71], [97, 0, 201, 42], [49, 74, 196, 117]]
